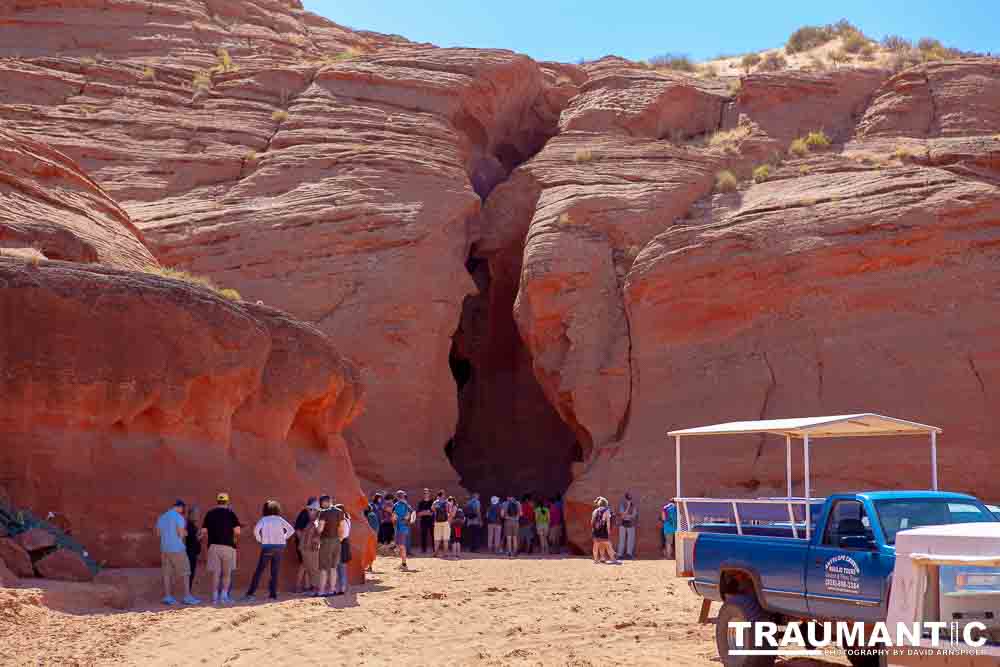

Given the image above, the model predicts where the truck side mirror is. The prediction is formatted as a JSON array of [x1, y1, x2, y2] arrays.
[[839, 535, 875, 550]]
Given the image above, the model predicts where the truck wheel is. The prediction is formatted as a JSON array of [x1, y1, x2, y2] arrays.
[[715, 594, 776, 667], [846, 652, 887, 667]]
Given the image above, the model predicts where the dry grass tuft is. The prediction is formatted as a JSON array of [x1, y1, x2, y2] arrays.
[[715, 170, 738, 193], [758, 52, 787, 72], [192, 70, 212, 91], [708, 125, 750, 149], [648, 53, 696, 72], [752, 164, 772, 183], [144, 266, 241, 301], [799, 164, 812, 175], [573, 148, 595, 163], [789, 138, 809, 157], [141, 66, 156, 81], [740, 53, 761, 73], [271, 110, 289, 123], [804, 130, 831, 149], [893, 146, 913, 161], [211, 48, 238, 74]]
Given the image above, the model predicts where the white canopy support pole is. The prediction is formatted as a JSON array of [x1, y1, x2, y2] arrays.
[[675, 435, 682, 499], [785, 435, 793, 498], [804, 434, 811, 541], [931, 431, 938, 491]]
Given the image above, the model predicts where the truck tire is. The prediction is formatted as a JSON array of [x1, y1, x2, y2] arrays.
[[846, 652, 887, 667], [715, 594, 777, 667]]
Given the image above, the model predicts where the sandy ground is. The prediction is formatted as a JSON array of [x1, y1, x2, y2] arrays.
[[1, 554, 851, 666]]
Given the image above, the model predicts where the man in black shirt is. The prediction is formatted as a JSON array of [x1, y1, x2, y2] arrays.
[[417, 488, 434, 553], [199, 492, 241, 604]]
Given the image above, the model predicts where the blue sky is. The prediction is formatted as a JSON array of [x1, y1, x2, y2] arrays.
[[303, 1, 996, 63]]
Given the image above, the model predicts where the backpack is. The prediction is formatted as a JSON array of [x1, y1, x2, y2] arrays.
[[453, 508, 466, 526], [506, 499, 519, 518], [486, 504, 500, 524], [592, 508, 608, 531], [465, 499, 481, 525], [433, 501, 449, 523]]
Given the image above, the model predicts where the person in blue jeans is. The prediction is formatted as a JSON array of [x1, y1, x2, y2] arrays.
[[391, 490, 414, 570], [333, 504, 351, 596], [245, 500, 295, 601]]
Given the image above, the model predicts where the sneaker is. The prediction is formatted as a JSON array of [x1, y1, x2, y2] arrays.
[[243, 594, 256, 602], [211, 593, 220, 604], [221, 592, 233, 604], [182, 595, 201, 605], [162, 596, 177, 605]]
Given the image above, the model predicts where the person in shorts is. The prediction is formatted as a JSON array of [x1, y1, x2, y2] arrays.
[[501, 495, 521, 558], [392, 490, 413, 570], [449, 497, 464, 559], [156, 499, 199, 605], [431, 490, 451, 557], [200, 492, 241, 604], [315, 495, 344, 596], [294, 497, 317, 593], [299, 501, 321, 592], [591, 497, 618, 564], [486, 496, 503, 554], [534, 501, 551, 555]]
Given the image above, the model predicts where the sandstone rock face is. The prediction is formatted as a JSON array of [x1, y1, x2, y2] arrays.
[[0, 127, 154, 269], [34, 549, 93, 582], [14, 528, 56, 554], [0, 538, 34, 578], [0, 257, 368, 576], [3, 0, 1000, 560], [0, 557, 15, 586]]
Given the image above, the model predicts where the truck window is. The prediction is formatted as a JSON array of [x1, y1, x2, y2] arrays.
[[874, 499, 997, 545], [822, 500, 873, 547]]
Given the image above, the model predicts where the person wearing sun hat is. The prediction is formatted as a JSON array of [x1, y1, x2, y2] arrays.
[[200, 492, 241, 604]]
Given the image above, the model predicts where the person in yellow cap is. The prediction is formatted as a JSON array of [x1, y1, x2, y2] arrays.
[[199, 492, 241, 604]]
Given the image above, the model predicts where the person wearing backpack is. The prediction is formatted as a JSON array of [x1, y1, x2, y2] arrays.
[[391, 490, 413, 571], [486, 496, 503, 554], [591, 497, 618, 564], [431, 490, 450, 557], [464, 492, 482, 552], [449, 498, 465, 559], [501, 495, 521, 558]]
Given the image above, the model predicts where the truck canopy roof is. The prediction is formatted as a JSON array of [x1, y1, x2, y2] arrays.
[[855, 490, 976, 501], [668, 413, 941, 438]]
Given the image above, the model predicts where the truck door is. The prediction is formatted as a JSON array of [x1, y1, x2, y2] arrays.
[[806, 499, 888, 621]]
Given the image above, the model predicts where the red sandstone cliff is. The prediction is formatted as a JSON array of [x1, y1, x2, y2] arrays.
[[2, 0, 1000, 558]]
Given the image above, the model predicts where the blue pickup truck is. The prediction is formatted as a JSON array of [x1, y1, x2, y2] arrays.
[[686, 491, 998, 667]]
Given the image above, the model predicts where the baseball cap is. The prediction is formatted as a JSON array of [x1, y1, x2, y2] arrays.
[[216, 492, 230, 503]]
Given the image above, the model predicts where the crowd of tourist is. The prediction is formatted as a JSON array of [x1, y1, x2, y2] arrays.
[[154, 488, 680, 606]]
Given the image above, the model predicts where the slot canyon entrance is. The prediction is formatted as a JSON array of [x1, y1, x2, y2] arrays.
[[445, 247, 581, 499]]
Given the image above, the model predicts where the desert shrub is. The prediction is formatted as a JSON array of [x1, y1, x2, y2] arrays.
[[648, 53, 696, 72], [271, 110, 288, 122], [245, 150, 258, 162], [212, 48, 238, 74], [882, 35, 911, 52], [829, 49, 851, 66], [144, 266, 240, 300], [573, 147, 594, 163], [893, 146, 913, 161], [81, 56, 97, 66], [841, 30, 869, 54], [830, 19, 860, 36], [799, 164, 812, 175], [807, 55, 827, 71], [758, 52, 787, 72], [699, 64, 719, 79], [786, 25, 835, 54], [890, 49, 923, 72], [752, 164, 772, 183], [859, 43, 877, 61], [740, 53, 761, 73], [804, 130, 831, 149], [917, 37, 944, 53], [789, 138, 809, 157], [192, 70, 212, 91], [141, 66, 156, 80], [728, 78, 742, 96], [708, 125, 750, 148], [715, 170, 738, 192]]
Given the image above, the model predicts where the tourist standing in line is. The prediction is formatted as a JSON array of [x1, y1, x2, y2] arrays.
[[661, 501, 677, 559], [200, 492, 241, 604], [449, 497, 465, 558], [547, 497, 563, 554], [185, 505, 201, 592], [156, 499, 199, 605], [379, 494, 395, 546], [417, 488, 434, 554], [518, 494, 536, 555], [244, 500, 295, 601], [334, 504, 351, 595], [486, 496, 503, 554], [617, 492, 638, 560], [534, 501, 551, 555], [392, 490, 414, 571], [295, 498, 319, 593], [431, 490, 450, 557], [299, 501, 322, 592], [501, 495, 521, 558], [464, 492, 482, 552], [591, 497, 618, 564], [363, 499, 379, 573], [315, 495, 344, 597]]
